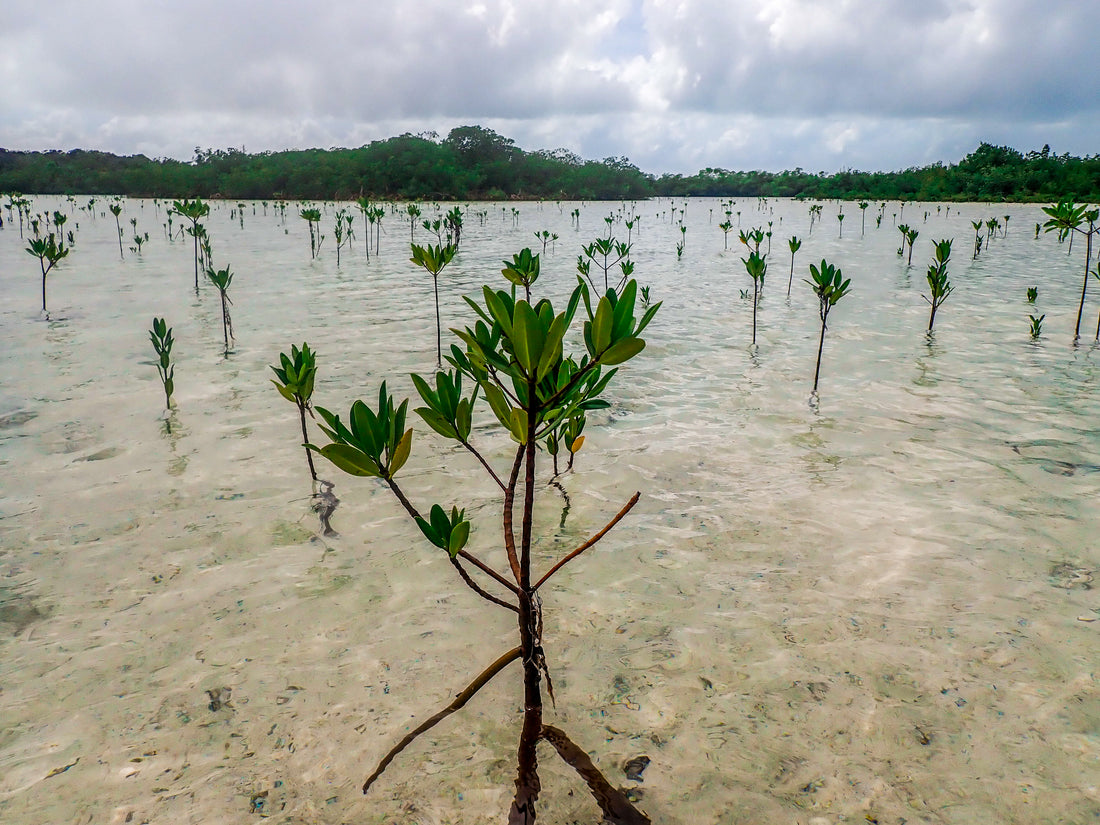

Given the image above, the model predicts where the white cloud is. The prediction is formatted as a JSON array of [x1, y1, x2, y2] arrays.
[[0, 0, 1095, 174]]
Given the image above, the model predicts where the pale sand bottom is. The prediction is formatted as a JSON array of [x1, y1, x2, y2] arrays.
[[2, 466, 1098, 825]]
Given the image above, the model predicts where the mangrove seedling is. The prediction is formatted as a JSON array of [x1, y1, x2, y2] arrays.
[[406, 203, 422, 241], [149, 317, 175, 411], [1026, 287, 1038, 303], [109, 201, 125, 259], [742, 249, 767, 346], [444, 206, 464, 248], [1042, 199, 1099, 340], [859, 201, 869, 236], [410, 242, 458, 365], [172, 198, 210, 289], [806, 259, 852, 393], [719, 219, 733, 249], [271, 343, 320, 483], [307, 264, 659, 823], [300, 207, 322, 260], [333, 208, 351, 266], [1030, 314, 1045, 339], [787, 236, 802, 297], [27, 231, 69, 316], [923, 239, 953, 332], [205, 265, 234, 355], [837, 210, 845, 238]]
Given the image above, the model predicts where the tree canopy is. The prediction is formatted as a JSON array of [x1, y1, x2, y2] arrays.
[[1, 131, 1097, 202]]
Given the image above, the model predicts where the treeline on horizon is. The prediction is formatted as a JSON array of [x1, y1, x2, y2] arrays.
[[2, 125, 1098, 203]]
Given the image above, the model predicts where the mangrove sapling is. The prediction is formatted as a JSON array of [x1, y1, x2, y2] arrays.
[[1030, 314, 1045, 339], [787, 236, 802, 297], [444, 206, 464, 248], [859, 201, 869, 236], [923, 239, 954, 332], [270, 343, 320, 483], [405, 203, 422, 241], [109, 201, 125, 259], [410, 242, 458, 365], [172, 198, 210, 289], [1027, 287, 1038, 303], [578, 232, 632, 292], [719, 218, 733, 249], [905, 227, 919, 266], [299, 207, 322, 259], [1041, 200, 1099, 340], [26, 231, 69, 316], [837, 210, 845, 238], [205, 265, 235, 355], [307, 263, 658, 823], [806, 259, 852, 394], [742, 249, 767, 346], [149, 317, 175, 412], [333, 209, 349, 266]]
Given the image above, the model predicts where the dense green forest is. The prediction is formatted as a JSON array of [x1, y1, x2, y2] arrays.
[[1, 126, 1097, 202]]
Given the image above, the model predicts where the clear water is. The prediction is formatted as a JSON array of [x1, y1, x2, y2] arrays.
[[1, 197, 1098, 824]]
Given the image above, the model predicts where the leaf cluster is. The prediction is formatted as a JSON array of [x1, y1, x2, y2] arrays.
[[150, 317, 175, 406], [270, 343, 317, 407], [311, 382, 412, 479], [806, 259, 851, 321]]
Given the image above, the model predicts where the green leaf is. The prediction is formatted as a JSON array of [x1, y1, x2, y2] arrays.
[[592, 295, 613, 354], [314, 443, 381, 477], [415, 516, 442, 547], [415, 407, 458, 439], [447, 520, 470, 558], [600, 337, 645, 366], [271, 380, 297, 404], [388, 428, 413, 475], [429, 504, 449, 541]]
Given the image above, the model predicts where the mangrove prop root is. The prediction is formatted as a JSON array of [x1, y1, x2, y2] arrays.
[[362, 646, 522, 793], [541, 725, 651, 825]]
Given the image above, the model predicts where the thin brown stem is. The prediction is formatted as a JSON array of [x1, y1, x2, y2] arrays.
[[385, 476, 517, 598], [533, 492, 640, 592], [362, 646, 522, 794], [449, 559, 518, 611], [502, 445, 525, 583], [298, 401, 317, 482], [461, 439, 506, 490], [455, 550, 521, 596]]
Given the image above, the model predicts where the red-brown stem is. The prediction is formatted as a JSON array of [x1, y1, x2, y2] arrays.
[[461, 439, 506, 490], [532, 492, 640, 592], [502, 445, 525, 583], [363, 646, 522, 794], [298, 401, 317, 482]]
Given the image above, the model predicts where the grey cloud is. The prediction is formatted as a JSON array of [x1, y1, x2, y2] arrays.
[[0, 0, 1094, 174]]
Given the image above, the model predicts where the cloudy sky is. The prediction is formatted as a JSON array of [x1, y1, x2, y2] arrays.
[[2, 0, 1096, 175]]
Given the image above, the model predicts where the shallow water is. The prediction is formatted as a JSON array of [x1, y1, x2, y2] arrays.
[[1, 197, 1098, 824]]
